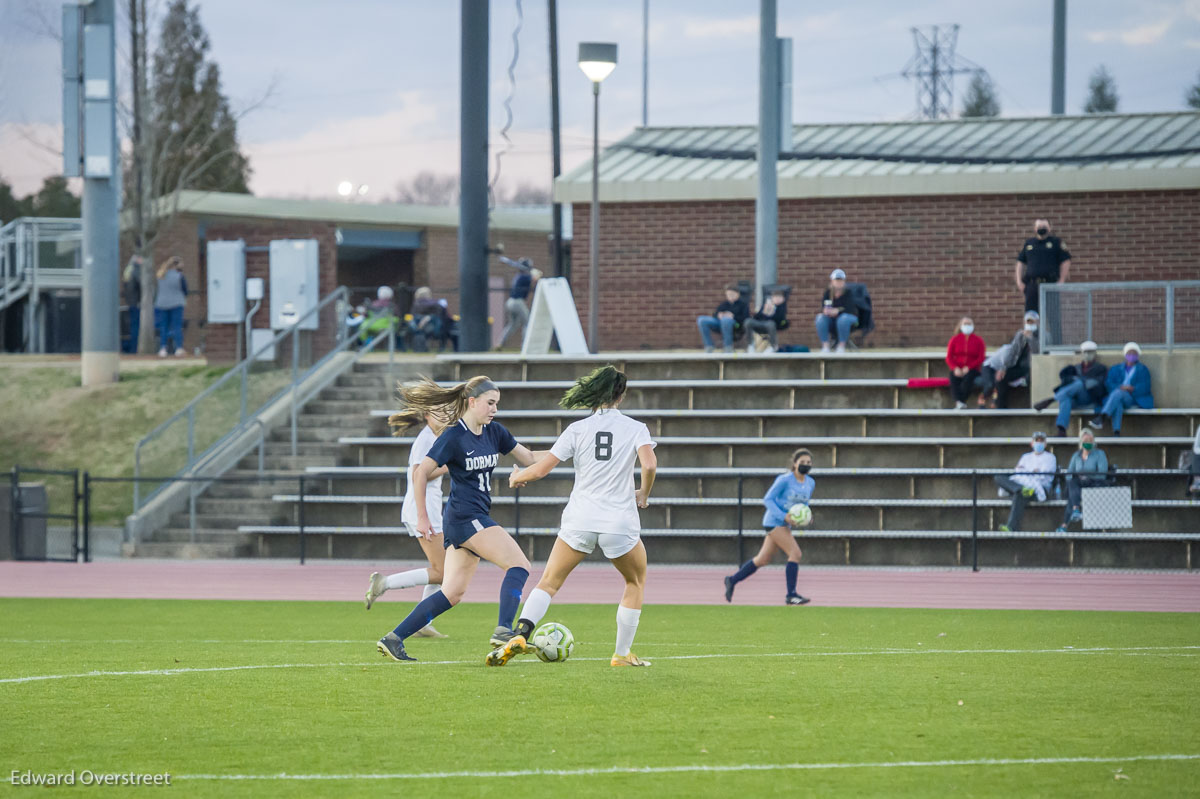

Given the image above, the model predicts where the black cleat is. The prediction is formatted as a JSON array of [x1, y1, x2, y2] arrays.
[[724, 576, 736, 603], [377, 632, 417, 662], [785, 594, 811, 605]]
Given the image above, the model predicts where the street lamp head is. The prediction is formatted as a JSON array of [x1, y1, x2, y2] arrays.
[[336, 181, 353, 197], [578, 42, 617, 84]]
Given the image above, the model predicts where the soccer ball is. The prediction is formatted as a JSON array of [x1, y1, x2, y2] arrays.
[[531, 622, 575, 663], [786, 503, 812, 529]]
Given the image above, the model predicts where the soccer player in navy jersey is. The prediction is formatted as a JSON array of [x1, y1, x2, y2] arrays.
[[376, 376, 548, 663]]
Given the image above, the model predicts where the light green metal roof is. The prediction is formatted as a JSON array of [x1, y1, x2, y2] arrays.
[[155, 190, 552, 233], [555, 112, 1200, 203]]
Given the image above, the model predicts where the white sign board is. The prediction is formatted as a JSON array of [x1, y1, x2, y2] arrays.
[[521, 277, 589, 356]]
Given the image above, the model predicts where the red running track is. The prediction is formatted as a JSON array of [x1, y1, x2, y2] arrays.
[[1, 560, 1198, 612]]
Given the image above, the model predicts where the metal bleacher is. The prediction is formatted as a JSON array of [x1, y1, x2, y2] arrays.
[[129, 350, 1199, 568]]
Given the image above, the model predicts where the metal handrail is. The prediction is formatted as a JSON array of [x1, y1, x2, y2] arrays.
[[133, 286, 350, 510], [1041, 279, 1200, 353]]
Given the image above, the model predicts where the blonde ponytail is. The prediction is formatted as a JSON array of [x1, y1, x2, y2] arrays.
[[387, 375, 497, 436]]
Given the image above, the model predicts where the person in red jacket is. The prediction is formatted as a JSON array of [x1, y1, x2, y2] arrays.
[[946, 316, 986, 410]]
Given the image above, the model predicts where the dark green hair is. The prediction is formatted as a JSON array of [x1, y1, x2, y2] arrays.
[[560, 365, 628, 410]]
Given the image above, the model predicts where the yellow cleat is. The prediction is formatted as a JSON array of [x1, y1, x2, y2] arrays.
[[484, 634, 529, 667], [611, 652, 651, 667]]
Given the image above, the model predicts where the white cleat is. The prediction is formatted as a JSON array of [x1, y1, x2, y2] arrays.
[[365, 572, 387, 610]]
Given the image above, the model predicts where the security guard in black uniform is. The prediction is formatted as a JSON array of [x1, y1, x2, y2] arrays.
[[1014, 217, 1071, 314]]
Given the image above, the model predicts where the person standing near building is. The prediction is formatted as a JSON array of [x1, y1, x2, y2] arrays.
[[154, 255, 187, 357], [121, 255, 143, 354], [497, 257, 542, 349], [1015, 218, 1071, 316]]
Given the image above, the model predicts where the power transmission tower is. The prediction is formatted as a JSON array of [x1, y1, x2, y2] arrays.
[[900, 25, 984, 119]]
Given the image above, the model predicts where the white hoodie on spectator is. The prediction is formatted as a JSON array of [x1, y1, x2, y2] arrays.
[[1007, 451, 1058, 501]]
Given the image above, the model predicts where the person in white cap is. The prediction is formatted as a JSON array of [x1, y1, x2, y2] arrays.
[[815, 268, 860, 353], [1033, 340, 1108, 436], [1090, 342, 1155, 435]]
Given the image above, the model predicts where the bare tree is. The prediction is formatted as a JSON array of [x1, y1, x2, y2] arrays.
[[500, 181, 551, 206], [393, 171, 459, 205]]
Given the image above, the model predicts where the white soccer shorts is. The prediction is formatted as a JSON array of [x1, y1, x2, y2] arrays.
[[559, 528, 640, 559], [403, 522, 443, 538]]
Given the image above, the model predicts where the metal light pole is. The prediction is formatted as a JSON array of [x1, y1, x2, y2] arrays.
[[578, 43, 617, 354]]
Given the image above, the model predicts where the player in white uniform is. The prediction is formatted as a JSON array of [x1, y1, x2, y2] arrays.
[[488, 366, 657, 667], [363, 412, 448, 638]]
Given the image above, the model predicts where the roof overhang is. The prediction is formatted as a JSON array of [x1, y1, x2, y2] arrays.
[[554, 163, 1200, 204]]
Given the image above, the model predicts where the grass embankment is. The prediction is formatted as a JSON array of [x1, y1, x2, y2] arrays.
[[0, 363, 289, 525]]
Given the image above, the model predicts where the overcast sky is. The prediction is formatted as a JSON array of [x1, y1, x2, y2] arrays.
[[2, 0, 1198, 199]]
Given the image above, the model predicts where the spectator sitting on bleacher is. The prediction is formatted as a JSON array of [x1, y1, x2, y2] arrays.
[[1089, 342, 1154, 436], [358, 286, 398, 346], [697, 283, 749, 354], [1056, 429, 1108, 533], [745, 289, 788, 353], [978, 309, 1040, 409], [1033, 340, 1107, 437], [815, 268, 859, 353], [945, 316, 986, 410], [1189, 428, 1200, 495], [994, 430, 1057, 533], [408, 287, 449, 352]]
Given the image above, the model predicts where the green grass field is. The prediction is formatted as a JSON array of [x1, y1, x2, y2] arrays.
[[2, 599, 1198, 797]]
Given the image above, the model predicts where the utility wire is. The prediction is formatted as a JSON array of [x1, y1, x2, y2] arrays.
[[489, 0, 523, 210]]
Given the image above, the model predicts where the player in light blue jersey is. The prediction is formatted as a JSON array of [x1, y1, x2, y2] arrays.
[[375, 376, 547, 663], [724, 448, 814, 605]]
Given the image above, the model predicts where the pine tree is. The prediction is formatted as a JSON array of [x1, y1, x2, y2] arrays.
[[960, 73, 1000, 118], [148, 0, 251, 196], [1084, 66, 1119, 113], [1186, 70, 1200, 110], [27, 177, 82, 218]]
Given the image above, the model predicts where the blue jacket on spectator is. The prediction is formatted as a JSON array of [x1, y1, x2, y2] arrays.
[[1104, 362, 1154, 409]]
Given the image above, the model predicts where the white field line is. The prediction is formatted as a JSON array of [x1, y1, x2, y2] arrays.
[[172, 753, 1200, 781], [2, 645, 1199, 686]]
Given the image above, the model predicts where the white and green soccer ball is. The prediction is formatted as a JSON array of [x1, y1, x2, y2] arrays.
[[531, 622, 575, 663], [787, 503, 813, 529]]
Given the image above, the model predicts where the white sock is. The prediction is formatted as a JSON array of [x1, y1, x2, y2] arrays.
[[614, 604, 641, 657], [385, 568, 429, 591], [519, 588, 553, 629], [421, 583, 440, 600]]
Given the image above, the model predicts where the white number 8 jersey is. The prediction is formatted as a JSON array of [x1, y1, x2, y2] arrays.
[[549, 408, 656, 533]]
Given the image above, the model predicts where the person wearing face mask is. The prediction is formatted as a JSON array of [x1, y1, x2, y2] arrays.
[[723, 448, 815, 606], [945, 316, 986, 410], [1015, 218, 1071, 315], [1033, 340, 1108, 437], [1056, 429, 1109, 533], [1089, 342, 1154, 435], [994, 431, 1058, 533], [977, 310, 1041, 409]]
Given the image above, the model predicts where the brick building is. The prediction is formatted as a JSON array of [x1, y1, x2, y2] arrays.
[[554, 112, 1200, 351], [140, 191, 552, 361]]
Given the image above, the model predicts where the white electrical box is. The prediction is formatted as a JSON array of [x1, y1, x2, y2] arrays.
[[268, 239, 319, 330], [250, 328, 276, 361], [206, 239, 246, 323]]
